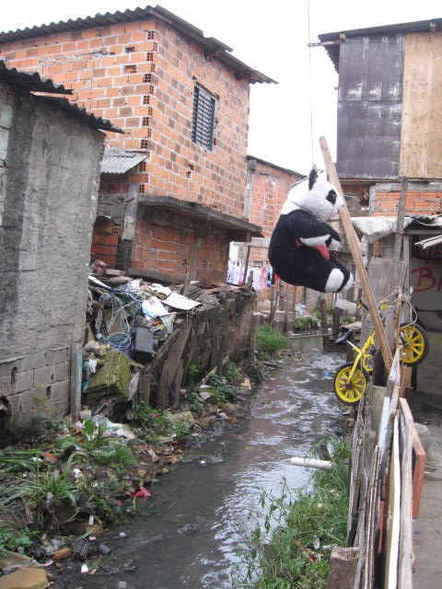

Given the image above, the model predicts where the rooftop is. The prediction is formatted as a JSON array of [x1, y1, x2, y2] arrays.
[[319, 17, 442, 71], [247, 155, 305, 178], [0, 5, 275, 84], [0, 60, 122, 133]]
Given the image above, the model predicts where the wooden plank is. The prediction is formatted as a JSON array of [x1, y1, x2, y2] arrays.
[[384, 415, 401, 589], [327, 547, 359, 589], [400, 397, 426, 518], [398, 411, 413, 589], [320, 136, 393, 371], [363, 446, 381, 589], [400, 33, 442, 179]]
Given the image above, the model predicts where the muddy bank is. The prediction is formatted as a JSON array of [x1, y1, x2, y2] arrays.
[[53, 337, 344, 589]]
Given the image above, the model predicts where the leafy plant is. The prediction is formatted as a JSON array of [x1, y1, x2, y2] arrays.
[[0, 524, 34, 555], [1, 468, 79, 530], [185, 362, 204, 387], [256, 326, 289, 359], [224, 361, 242, 385], [207, 374, 237, 404]]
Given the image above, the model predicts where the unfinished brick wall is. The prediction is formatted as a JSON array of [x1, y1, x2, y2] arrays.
[[132, 209, 230, 284], [371, 191, 442, 216], [0, 17, 250, 219], [248, 160, 300, 265], [91, 219, 120, 267]]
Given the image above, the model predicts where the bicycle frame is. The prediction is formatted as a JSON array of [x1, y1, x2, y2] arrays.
[[344, 333, 375, 381]]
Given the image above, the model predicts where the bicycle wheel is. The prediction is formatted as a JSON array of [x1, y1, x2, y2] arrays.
[[399, 323, 428, 365], [333, 363, 367, 404]]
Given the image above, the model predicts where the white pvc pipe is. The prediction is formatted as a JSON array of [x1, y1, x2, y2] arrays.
[[289, 457, 332, 470]]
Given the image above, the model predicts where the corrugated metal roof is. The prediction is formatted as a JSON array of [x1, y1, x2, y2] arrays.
[[0, 60, 71, 94], [319, 17, 442, 72], [0, 60, 122, 133], [0, 5, 275, 84], [101, 147, 147, 174]]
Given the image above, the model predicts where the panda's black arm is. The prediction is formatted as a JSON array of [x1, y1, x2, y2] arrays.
[[287, 214, 341, 246]]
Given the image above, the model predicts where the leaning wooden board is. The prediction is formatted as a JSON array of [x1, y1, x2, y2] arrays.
[[320, 137, 393, 371]]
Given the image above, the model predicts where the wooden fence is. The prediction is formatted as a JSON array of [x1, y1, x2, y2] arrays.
[[330, 350, 426, 588]]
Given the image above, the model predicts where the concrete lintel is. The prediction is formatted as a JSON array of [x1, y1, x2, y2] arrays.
[[374, 182, 442, 193], [138, 195, 262, 238]]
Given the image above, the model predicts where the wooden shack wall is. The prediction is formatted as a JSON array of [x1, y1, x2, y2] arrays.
[[337, 35, 404, 180], [400, 32, 442, 179]]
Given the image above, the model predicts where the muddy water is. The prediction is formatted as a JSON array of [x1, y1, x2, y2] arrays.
[[60, 338, 344, 589]]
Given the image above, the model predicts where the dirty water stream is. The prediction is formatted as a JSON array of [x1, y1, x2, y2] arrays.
[[60, 337, 344, 589]]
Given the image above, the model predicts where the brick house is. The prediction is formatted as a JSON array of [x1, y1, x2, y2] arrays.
[[0, 62, 118, 423], [244, 156, 304, 268], [0, 5, 272, 284]]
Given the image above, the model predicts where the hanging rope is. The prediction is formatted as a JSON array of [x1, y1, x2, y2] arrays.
[[306, 0, 315, 167]]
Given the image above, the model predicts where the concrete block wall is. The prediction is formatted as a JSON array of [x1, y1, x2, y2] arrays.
[[0, 17, 251, 219], [0, 83, 103, 422]]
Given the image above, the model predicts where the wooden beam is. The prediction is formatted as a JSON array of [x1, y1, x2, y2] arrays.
[[384, 415, 401, 589], [400, 397, 426, 518], [398, 411, 413, 589], [320, 136, 393, 370], [394, 177, 408, 261]]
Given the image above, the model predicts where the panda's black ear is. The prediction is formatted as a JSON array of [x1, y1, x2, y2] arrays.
[[308, 168, 318, 190], [326, 190, 337, 205]]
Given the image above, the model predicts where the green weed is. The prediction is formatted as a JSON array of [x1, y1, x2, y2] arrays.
[[256, 327, 289, 359], [240, 438, 350, 588]]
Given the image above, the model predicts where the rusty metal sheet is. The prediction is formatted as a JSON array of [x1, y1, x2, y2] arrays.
[[337, 35, 404, 179]]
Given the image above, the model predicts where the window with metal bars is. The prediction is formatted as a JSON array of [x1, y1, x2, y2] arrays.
[[192, 84, 216, 151]]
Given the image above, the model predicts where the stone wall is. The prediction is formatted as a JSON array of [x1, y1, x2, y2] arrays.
[[0, 83, 103, 422]]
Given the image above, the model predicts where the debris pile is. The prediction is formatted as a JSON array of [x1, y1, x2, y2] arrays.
[[84, 260, 254, 407]]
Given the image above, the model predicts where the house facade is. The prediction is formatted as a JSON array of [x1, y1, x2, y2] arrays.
[[0, 62, 116, 423], [0, 5, 270, 283]]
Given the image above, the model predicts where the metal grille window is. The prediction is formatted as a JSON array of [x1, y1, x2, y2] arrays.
[[192, 84, 216, 150]]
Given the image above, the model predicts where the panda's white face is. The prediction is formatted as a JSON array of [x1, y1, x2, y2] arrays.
[[280, 169, 343, 221]]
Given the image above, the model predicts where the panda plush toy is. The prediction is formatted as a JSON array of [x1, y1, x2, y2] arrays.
[[268, 169, 353, 293]]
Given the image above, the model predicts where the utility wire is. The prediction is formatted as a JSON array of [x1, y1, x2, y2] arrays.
[[306, 0, 315, 166]]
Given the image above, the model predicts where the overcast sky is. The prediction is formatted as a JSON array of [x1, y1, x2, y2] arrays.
[[1, 0, 440, 173]]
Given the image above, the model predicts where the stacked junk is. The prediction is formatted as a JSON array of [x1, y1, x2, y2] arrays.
[[84, 260, 201, 405], [83, 260, 250, 411]]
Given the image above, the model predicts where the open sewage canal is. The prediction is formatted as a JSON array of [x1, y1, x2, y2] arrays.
[[60, 337, 344, 589]]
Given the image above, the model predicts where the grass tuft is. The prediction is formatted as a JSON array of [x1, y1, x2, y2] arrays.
[[240, 438, 350, 588]]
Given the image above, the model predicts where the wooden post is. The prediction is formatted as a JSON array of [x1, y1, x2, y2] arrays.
[[320, 137, 393, 370], [394, 177, 408, 261], [69, 343, 82, 422]]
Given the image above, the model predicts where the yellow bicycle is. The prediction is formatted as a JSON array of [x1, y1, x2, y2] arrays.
[[333, 298, 428, 404]]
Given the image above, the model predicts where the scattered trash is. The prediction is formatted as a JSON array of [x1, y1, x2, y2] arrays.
[[131, 487, 151, 498], [81, 563, 89, 574], [73, 537, 90, 561], [118, 532, 128, 539], [53, 547, 72, 561]]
